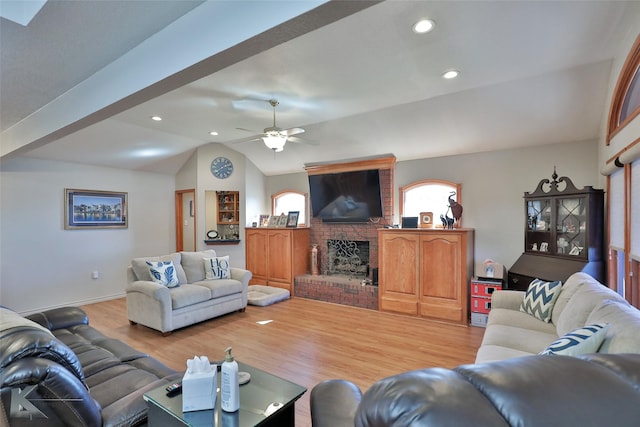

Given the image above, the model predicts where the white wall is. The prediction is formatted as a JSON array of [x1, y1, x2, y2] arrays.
[[0, 157, 176, 313], [266, 140, 600, 271]]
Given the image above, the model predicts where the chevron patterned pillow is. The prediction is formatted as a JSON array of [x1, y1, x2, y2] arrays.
[[519, 278, 563, 322], [540, 323, 609, 356]]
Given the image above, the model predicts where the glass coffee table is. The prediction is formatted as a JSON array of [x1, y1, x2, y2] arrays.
[[143, 362, 306, 427]]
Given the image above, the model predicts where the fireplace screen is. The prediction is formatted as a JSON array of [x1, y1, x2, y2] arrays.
[[326, 239, 369, 278]]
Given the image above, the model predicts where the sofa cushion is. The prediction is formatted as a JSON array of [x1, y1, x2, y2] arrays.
[[556, 280, 625, 336], [551, 272, 592, 325], [169, 284, 212, 309], [204, 256, 231, 280], [519, 279, 562, 323], [146, 261, 180, 288], [586, 299, 640, 354], [193, 279, 243, 298], [132, 253, 187, 284], [181, 250, 217, 283], [540, 323, 608, 356]]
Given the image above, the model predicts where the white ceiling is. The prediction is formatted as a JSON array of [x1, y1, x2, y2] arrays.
[[2, 0, 639, 176]]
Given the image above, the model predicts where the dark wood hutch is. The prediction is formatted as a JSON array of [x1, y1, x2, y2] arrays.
[[508, 170, 604, 290]]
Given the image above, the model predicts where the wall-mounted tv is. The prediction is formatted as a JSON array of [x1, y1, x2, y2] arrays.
[[308, 169, 383, 222]]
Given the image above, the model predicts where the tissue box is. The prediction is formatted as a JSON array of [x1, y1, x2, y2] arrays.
[[182, 369, 216, 412]]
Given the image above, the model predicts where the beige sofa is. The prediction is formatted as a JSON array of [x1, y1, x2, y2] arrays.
[[126, 250, 251, 334], [476, 272, 640, 363]]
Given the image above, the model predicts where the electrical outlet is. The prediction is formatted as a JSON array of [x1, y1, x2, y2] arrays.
[[92, 271, 99, 279]]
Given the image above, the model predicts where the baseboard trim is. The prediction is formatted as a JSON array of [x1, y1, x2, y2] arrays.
[[18, 293, 126, 316]]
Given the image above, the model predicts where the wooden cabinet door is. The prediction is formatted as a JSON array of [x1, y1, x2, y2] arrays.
[[245, 229, 268, 284], [379, 231, 419, 315], [419, 232, 465, 323], [268, 229, 292, 287]]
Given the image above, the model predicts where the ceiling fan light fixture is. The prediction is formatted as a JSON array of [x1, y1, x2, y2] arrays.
[[262, 132, 287, 152]]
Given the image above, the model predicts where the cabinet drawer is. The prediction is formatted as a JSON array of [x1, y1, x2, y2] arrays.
[[471, 296, 492, 314], [471, 282, 502, 297]]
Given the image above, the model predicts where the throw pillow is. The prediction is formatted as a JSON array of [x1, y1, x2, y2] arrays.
[[146, 261, 180, 287], [540, 323, 609, 356], [519, 278, 563, 323], [203, 256, 231, 280]]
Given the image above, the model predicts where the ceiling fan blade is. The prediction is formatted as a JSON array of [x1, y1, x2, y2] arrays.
[[284, 127, 305, 136], [228, 134, 263, 144], [288, 135, 319, 146], [235, 127, 260, 134]]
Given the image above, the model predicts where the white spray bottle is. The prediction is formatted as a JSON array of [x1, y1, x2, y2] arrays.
[[221, 347, 239, 412]]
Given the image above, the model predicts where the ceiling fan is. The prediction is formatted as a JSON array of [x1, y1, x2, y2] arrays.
[[233, 99, 318, 152]]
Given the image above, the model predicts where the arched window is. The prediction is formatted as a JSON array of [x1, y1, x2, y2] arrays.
[[607, 33, 640, 143], [400, 180, 462, 227], [272, 190, 307, 226]]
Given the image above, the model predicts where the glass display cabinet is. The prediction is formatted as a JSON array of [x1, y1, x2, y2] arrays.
[[509, 170, 604, 290]]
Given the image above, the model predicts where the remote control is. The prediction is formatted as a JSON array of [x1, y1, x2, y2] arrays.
[[165, 382, 182, 397]]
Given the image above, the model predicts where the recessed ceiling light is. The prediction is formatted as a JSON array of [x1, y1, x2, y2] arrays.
[[151, 116, 162, 121], [209, 131, 219, 136], [442, 70, 460, 79], [413, 19, 435, 34]]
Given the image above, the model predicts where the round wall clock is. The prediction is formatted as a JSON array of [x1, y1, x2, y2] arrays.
[[210, 156, 233, 179]]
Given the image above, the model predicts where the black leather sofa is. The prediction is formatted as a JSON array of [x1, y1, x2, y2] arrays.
[[310, 353, 640, 427], [0, 306, 181, 427]]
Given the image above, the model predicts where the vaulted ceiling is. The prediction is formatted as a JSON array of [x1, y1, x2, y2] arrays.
[[2, 0, 639, 176]]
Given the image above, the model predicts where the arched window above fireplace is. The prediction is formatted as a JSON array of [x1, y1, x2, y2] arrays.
[[400, 179, 462, 227]]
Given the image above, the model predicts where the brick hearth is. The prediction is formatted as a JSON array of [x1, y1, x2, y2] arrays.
[[294, 274, 378, 310]]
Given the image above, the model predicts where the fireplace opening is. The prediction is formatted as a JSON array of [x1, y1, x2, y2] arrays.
[[326, 239, 369, 278]]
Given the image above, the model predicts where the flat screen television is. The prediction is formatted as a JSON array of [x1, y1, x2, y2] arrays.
[[308, 169, 383, 222]]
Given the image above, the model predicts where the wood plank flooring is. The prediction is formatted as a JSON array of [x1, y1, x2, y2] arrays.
[[80, 297, 485, 427]]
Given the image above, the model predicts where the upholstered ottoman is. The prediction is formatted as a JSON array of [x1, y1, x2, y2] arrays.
[[247, 285, 290, 306]]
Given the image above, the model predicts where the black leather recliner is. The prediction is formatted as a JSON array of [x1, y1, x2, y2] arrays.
[[0, 306, 181, 426], [311, 353, 640, 427]]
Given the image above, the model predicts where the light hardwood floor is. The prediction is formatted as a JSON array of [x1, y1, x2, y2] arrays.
[[81, 297, 485, 427]]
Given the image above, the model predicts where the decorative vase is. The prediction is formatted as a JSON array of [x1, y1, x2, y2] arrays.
[[310, 244, 319, 275]]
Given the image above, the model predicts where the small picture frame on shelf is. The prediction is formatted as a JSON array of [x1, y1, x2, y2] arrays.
[[267, 215, 279, 227], [276, 213, 288, 228], [286, 211, 300, 228], [419, 212, 433, 228], [259, 214, 270, 227]]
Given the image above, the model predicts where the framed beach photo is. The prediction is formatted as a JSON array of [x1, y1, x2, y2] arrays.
[[286, 211, 300, 228], [65, 189, 128, 229]]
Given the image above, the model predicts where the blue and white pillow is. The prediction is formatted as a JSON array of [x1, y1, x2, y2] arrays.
[[519, 278, 563, 323], [146, 261, 180, 288], [204, 256, 230, 280], [540, 323, 609, 356]]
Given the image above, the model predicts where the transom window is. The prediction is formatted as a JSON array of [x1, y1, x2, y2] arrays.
[[272, 190, 307, 226], [400, 180, 462, 227]]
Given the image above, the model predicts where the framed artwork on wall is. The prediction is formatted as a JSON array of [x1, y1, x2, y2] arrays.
[[65, 189, 128, 229]]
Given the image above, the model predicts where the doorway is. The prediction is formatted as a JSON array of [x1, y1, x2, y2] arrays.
[[175, 189, 196, 251]]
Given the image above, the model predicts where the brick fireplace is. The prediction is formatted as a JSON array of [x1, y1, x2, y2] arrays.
[[294, 158, 394, 310]]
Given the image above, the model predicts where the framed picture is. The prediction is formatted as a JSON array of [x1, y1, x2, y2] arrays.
[[65, 189, 128, 229], [267, 215, 279, 227], [259, 214, 271, 227], [274, 213, 287, 228], [419, 212, 433, 228], [286, 211, 300, 228]]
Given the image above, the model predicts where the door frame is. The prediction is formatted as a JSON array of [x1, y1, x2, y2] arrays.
[[175, 189, 196, 251]]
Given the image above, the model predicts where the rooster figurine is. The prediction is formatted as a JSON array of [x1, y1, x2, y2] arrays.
[[448, 191, 463, 226]]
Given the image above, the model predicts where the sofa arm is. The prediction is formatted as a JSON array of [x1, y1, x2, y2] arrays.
[[230, 268, 252, 287], [126, 280, 171, 303], [0, 358, 101, 427], [491, 290, 525, 311], [311, 379, 363, 427], [26, 307, 88, 331]]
